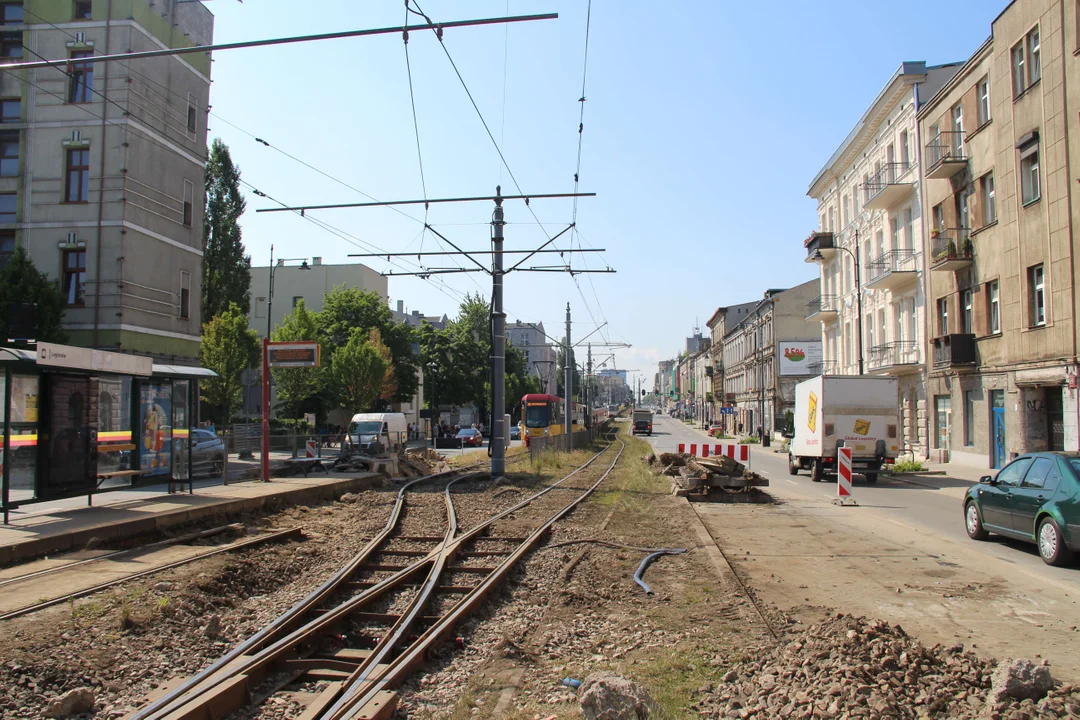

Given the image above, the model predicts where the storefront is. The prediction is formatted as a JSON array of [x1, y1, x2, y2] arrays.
[[1, 343, 217, 522]]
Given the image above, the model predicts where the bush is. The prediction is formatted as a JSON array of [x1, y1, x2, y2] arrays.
[[890, 458, 926, 473], [709, 429, 733, 439], [739, 436, 760, 445]]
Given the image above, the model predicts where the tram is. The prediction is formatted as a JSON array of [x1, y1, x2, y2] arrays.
[[520, 393, 585, 447]]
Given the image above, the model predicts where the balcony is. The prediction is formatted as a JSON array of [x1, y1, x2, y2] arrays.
[[868, 341, 920, 375], [865, 249, 919, 291], [863, 162, 915, 210], [925, 131, 967, 179], [807, 359, 838, 376], [929, 228, 973, 272], [804, 231, 837, 263], [932, 334, 977, 368], [806, 294, 839, 323]]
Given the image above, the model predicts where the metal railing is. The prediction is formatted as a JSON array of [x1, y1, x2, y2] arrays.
[[867, 249, 918, 284], [933, 334, 977, 368], [806, 294, 839, 318], [930, 228, 973, 264], [868, 341, 919, 370], [925, 131, 966, 171], [864, 162, 913, 198]]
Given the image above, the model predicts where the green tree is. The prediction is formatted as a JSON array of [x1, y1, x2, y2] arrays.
[[200, 303, 259, 425], [318, 287, 418, 402], [0, 247, 66, 343], [367, 327, 397, 408], [202, 138, 251, 320], [331, 329, 387, 414], [270, 299, 324, 419]]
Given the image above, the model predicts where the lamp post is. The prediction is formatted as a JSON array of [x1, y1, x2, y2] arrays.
[[810, 238, 864, 375], [266, 245, 312, 339]]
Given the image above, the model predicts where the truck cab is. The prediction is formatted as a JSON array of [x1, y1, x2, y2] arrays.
[[632, 409, 653, 436]]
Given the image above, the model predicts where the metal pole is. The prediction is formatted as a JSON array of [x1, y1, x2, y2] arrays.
[[261, 338, 270, 482], [266, 245, 274, 339], [491, 187, 506, 477], [758, 312, 764, 440], [565, 303, 572, 434], [855, 237, 865, 375], [586, 344, 592, 429]]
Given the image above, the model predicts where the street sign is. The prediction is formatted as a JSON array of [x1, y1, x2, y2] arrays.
[[267, 342, 320, 368], [719, 407, 736, 415]]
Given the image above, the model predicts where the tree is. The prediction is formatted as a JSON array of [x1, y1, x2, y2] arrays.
[[270, 299, 324, 419], [202, 138, 251, 320], [318, 287, 418, 402], [331, 329, 387, 414], [0, 247, 66, 343], [200, 303, 260, 425], [367, 327, 397, 407]]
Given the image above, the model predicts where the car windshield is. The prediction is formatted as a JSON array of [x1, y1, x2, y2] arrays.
[[457, 429, 478, 437], [1068, 459, 1080, 476], [525, 404, 549, 428], [349, 421, 382, 435]]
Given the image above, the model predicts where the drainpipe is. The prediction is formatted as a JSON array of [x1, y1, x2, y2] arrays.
[[92, 0, 113, 348], [913, 80, 930, 460], [1059, 0, 1080, 451]]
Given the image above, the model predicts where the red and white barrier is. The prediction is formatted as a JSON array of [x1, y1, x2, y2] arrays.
[[677, 443, 750, 462], [834, 447, 857, 506], [305, 439, 317, 458]]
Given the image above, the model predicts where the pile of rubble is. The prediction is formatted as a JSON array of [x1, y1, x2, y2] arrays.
[[694, 613, 1080, 719], [644, 452, 769, 501], [400, 447, 448, 477]]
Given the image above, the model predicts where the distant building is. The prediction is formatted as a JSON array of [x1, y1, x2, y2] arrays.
[[391, 299, 448, 330], [705, 302, 758, 426], [597, 368, 627, 383], [506, 321, 557, 395]]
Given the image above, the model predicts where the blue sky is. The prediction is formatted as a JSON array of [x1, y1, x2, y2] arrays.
[[204, 0, 1002, 391]]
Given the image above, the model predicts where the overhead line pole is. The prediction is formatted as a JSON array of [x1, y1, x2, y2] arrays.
[[491, 188, 507, 478], [565, 303, 572, 435]]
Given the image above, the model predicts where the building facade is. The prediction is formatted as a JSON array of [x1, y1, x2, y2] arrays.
[[919, 0, 1080, 468], [806, 62, 963, 456], [723, 281, 820, 436], [657, 359, 674, 410], [6, 0, 214, 362], [505, 321, 556, 395], [705, 301, 757, 427]]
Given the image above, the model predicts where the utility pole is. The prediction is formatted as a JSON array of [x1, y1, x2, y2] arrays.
[[491, 187, 506, 477], [586, 343, 592, 429], [564, 303, 572, 429]]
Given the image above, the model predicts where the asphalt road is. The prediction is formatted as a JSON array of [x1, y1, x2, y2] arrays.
[[643, 412, 1080, 591]]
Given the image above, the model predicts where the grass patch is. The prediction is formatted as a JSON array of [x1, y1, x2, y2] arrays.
[[738, 436, 759, 444], [631, 641, 723, 719], [890, 458, 927, 473]]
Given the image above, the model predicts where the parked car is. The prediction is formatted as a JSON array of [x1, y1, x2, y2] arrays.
[[192, 429, 226, 477], [964, 451, 1080, 566], [456, 428, 483, 447], [509, 425, 521, 441]]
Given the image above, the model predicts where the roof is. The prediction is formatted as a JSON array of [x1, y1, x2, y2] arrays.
[[522, 393, 563, 403], [153, 364, 219, 378], [0, 347, 217, 378]]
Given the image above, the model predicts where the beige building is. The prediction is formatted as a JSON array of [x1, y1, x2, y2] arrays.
[[807, 62, 963, 456], [722, 281, 820, 437], [919, 0, 1080, 468], [705, 301, 756, 425], [4, 0, 213, 362]]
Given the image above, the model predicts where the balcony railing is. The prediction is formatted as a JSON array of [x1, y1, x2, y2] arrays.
[[930, 228, 973, 271], [864, 162, 915, 209], [806, 294, 839, 320], [868, 341, 919, 372], [866, 249, 919, 289], [932, 334, 977, 368], [925, 131, 967, 179], [804, 231, 836, 262]]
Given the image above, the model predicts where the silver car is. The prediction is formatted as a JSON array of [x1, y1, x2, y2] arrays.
[[191, 429, 226, 477]]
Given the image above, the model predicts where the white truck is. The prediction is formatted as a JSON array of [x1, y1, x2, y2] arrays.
[[789, 375, 900, 483]]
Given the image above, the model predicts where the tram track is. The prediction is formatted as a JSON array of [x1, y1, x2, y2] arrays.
[[127, 427, 622, 720]]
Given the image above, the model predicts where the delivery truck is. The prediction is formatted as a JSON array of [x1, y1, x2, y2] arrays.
[[789, 375, 900, 483]]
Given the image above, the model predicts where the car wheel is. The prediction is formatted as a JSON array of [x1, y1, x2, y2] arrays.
[[965, 501, 989, 541], [864, 473, 878, 484], [810, 460, 823, 482], [1037, 517, 1074, 567], [788, 455, 799, 476]]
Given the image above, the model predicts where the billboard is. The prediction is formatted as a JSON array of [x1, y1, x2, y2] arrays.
[[779, 341, 823, 376], [267, 342, 320, 368], [139, 382, 172, 477]]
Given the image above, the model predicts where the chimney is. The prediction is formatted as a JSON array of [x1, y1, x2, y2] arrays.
[[312, 257, 322, 265], [397, 300, 404, 313]]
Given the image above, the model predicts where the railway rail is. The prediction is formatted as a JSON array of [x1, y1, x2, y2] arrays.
[[127, 426, 622, 720]]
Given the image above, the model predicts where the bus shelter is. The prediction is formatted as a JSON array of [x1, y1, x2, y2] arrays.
[[1, 343, 217, 523]]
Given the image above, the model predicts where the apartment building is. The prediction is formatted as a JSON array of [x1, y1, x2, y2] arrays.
[[705, 301, 756, 424], [723, 281, 820, 436], [657, 358, 673, 409], [806, 62, 963, 455], [505, 320, 556, 394], [2, 0, 213, 362], [919, 0, 1080, 468]]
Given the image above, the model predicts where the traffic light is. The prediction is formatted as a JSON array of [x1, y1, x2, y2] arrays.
[[640, 389, 646, 397]]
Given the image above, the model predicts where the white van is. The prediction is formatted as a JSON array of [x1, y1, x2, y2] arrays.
[[347, 412, 408, 455]]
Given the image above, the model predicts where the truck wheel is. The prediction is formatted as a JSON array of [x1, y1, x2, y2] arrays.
[[788, 455, 799, 476], [864, 473, 878, 484], [810, 460, 823, 482]]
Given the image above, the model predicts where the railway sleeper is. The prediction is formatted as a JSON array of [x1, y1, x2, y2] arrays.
[[376, 549, 431, 557]]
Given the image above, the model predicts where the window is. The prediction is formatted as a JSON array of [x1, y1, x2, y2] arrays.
[[961, 289, 973, 334], [187, 103, 197, 133], [0, 32, 21, 58], [842, 195, 849, 228], [0, 191, 14, 222], [877, 308, 886, 344], [867, 314, 874, 350], [68, 51, 93, 103], [292, 296, 303, 308], [977, 76, 991, 126], [62, 248, 87, 306], [988, 280, 1000, 334], [1012, 41, 1027, 97], [1022, 457, 1054, 489], [182, 179, 193, 227], [0, 3, 22, 25], [179, 270, 190, 319], [74, 1, 92, 20], [0, 98, 17, 123], [1020, 145, 1040, 204], [254, 296, 266, 318], [938, 297, 949, 335], [900, 130, 910, 167], [903, 208, 913, 250], [890, 217, 899, 251], [980, 172, 996, 225], [65, 148, 90, 203], [963, 390, 975, 446], [1029, 264, 1046, 326], [0, 129, 16, 176], [951, 103, 963, 137], [1028, 27, 1041, 85], [0, 229, 13, 269], [997, 457, 1033, 487], [895, 302, 905, 343], [932, 203, 944, 234]]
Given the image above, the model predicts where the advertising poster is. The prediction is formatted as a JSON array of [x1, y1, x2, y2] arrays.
[[779, 341, 823, 376], [139, 382, 172, 476]]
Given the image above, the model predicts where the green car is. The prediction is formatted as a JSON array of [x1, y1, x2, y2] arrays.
[[964, 452, 1080, 566]]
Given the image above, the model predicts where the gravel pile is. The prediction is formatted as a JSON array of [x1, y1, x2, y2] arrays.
[[695, 613, 1080, 719]]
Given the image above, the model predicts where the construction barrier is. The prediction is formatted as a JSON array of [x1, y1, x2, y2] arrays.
[[677, 443, 750, 462], [305, 439, 317, 458], [835, 447, 857, 506]]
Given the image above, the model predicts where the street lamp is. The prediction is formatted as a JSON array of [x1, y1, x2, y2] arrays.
[[809, 239, 864, 375], [266, 244, 311, 338]]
